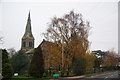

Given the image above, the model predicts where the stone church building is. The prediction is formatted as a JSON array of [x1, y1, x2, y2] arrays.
[[21, 12, 57, 70]]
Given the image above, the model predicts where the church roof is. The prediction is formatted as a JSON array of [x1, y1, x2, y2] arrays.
[[26, 48, 35, 54]]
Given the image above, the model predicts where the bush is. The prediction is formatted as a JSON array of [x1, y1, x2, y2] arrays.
[[2, 63, 13, 78], [2, 49, 13, 78], [11, 50, 30, 76], [29, 46, 44, 78], [72, 57, 87, 75]]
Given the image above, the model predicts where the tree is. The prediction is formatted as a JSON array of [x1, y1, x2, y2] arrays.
[[85, 52, 95, 71], [42, 41, 62, 70], [94, 57, 102, 68], [29, 45, 44, 78], [42, 40, 71, 72], [43, 10, 90, 45], [72, 57, 87, 75], [2, 49, 13, 78], [102, 50, 118, 70], [43, 10, 91, 75], [7, 48, 16, 58], [93, 50, 106, 59], [11, 50, 30, 75]]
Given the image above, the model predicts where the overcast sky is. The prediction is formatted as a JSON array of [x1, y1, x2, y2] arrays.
[[0, 0, 119, 52]]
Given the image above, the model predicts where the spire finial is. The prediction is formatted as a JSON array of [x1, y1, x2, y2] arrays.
[[28, 10, 30, 20]]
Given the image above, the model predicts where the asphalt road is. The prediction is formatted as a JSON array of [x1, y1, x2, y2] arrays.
[[81, 72, 120, 80]]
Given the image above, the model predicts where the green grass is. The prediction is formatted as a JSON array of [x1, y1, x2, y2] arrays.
[[12, 76, 31, 78], [11, 76, 52, 80], [6, 70, 117, 80]]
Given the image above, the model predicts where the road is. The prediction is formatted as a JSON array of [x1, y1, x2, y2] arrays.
[[83, 72, 120, 80], [61, 72, 120, 80]]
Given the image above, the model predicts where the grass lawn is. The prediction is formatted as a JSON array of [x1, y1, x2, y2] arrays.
[[11, 76, 52, 80]]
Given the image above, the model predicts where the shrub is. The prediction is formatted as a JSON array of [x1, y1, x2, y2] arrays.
[[72, 57, 87, 75], [2, 49, 13, 78], [29, 46, 44, 78]]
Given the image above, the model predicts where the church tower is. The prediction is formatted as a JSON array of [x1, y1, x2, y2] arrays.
[[21, 11, 34, 51]]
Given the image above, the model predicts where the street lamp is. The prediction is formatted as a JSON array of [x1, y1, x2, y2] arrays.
[[61, 35, 64, 76]]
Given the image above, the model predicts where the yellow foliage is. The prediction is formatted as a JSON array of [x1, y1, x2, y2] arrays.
[[85, 52, 95, 71], [102, 51, 118, 67]]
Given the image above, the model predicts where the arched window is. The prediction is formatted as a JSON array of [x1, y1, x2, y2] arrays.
[[29, 42, 32, 47], [23, 42, 26, 47]]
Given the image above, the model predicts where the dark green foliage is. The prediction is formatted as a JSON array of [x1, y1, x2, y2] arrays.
[[11, 50, 30, 75], [72, 57, 87, 75], [94, 57, 102, 68], [93, 50, 106, 58], [2, 49, 13, 78], [29, 46, 44, 78]]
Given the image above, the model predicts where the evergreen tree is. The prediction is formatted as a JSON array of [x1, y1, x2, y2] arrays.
[[2, 49, 13, 78], [29, 46, 44, 78], [11, 50, 30, 76], [72, 57, 87, 75]]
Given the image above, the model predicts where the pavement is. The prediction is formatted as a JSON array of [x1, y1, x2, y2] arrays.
[[61, 75, 85, 80], [84, 71, 120, 80], [49, 71, 120, 80]]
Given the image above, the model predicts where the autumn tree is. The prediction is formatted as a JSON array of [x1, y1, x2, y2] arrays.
[[102, 50, 118, 70], [43, 10, 91, 75], [43, 10, 90, 44], [43, 41, 61, 70], [85, 52, 95, 72], [40, 40, 72, 77]]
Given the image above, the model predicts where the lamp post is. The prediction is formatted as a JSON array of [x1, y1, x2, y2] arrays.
[[61, 35, 64, 76]]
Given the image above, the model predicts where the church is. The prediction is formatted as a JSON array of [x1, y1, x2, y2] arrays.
[[21, 11, 34, 52], [21, 12, 58, 70]]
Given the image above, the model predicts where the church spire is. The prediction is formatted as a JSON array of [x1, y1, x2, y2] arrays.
[[28, 11, 30, 20], [26, 11, 31, 33], [21, 11, 34, 51], [28, 11, 31, 22]]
